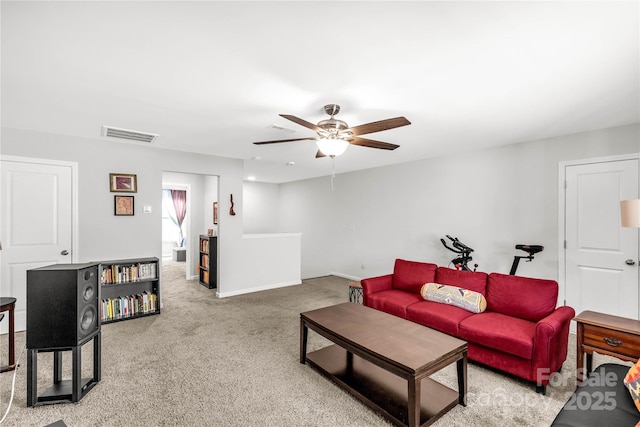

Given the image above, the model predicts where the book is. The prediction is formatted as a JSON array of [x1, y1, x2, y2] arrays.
[[100, 262, 158, 285]]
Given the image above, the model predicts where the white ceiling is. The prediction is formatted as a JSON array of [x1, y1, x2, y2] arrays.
[[2, 1, 638, 183]]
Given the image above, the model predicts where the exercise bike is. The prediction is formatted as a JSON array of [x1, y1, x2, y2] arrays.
[[509, 244, 544, 275], [440, 235, 478, 272]]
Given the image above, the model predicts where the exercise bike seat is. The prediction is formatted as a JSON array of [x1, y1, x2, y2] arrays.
[[515, 244, 544, 256]]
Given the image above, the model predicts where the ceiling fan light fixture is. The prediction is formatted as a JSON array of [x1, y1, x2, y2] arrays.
[[317, 137, 348, 157], [254, 104, 410, 159]]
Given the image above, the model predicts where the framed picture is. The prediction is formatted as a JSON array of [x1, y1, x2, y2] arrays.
[[109, 173, 137, 193], [213, 202, 218, 224], [114, 195, 134, 216]]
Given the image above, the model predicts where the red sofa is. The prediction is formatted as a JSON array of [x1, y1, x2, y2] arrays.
[[361, 259, 575, 394]]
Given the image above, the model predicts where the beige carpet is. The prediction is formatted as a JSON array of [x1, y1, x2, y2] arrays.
[[0, 261, 627, 426]]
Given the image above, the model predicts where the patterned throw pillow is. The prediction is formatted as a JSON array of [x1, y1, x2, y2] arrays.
[[624, 358, 640, 415], [420, 283, 487, 313]]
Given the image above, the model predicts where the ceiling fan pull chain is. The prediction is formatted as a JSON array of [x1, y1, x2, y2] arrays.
[[331, 157, 336, 191]]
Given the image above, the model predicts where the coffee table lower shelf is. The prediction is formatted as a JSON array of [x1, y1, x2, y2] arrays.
[[306, 344, 459, 427]]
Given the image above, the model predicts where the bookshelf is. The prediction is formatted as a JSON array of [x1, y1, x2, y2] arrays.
[[199, 235, 217, 289], [99, 257, 160, 323]]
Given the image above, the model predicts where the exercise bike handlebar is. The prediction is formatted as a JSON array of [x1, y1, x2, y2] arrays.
[[443, 235, 474, 253], [441, 234, 477, 272], [440, 238, 459, 253]]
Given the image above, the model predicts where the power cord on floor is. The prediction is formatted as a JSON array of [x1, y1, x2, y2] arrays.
[[0, 344, 26, 424]]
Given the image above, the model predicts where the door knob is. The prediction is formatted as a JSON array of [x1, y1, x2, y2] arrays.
[[625, 259, 636, 266], [61, 250, 69, 256]]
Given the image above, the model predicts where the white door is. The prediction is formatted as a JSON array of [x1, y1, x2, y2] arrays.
[[564, 158, 639, 319], [0, 158, 75, 332]]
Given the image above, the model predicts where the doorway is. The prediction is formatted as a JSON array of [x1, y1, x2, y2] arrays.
[[560, 154, 639, 322], [161, 172, 218, 284]]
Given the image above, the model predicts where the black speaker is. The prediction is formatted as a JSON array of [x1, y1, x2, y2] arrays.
[[26, 263, 100, 349]]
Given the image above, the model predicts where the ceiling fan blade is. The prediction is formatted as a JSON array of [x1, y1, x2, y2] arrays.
[[315, 150, 326, 158], [253, 137, 317, 145], [279, 114, 322, 132], [348, 117, 411, 136], [349, 136, 400, 150]]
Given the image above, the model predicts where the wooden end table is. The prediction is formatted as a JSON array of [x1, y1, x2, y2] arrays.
[[0, 297, 17, 373], [300, 303, 467, 427], [348, 281, 363, 304], [574, 310, 640, 382]]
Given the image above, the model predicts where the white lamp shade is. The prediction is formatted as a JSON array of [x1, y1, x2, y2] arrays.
[[621, 199, 640, 227], [316, 138, 348, 157]]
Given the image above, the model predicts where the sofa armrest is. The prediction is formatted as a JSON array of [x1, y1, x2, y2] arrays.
[[361, 274, 393, 305], [533, 305, 576, 385], [361, 274, 393, 295]]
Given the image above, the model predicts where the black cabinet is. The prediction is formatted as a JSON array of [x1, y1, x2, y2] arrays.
[[199, 235, 217, 289]]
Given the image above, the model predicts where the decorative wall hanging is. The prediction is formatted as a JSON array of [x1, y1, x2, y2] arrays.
[[109, 173, 137, 193], [114, 195, 134, 216], [213, 202, 219, 224], [229, 194, 236, 216]]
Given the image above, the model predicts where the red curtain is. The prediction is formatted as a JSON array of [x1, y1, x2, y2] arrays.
[[171, 190, 187, 246]]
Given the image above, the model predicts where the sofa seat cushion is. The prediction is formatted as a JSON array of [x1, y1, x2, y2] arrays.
[[458, 312, 535, 359], [486, 273, 558, 322], [392, 259, 438, 294], [365, 289, 422, 318], [406, 301, 475, 336]]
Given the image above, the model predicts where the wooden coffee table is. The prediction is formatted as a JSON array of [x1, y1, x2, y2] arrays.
[[300, 302, 467, 427]]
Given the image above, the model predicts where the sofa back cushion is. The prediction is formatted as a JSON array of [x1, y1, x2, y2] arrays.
[[435, 267, 488, 295], [392, 259, 437, 294], [486, 273, 558, 322]]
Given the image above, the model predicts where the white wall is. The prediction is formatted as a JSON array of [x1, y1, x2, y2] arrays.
[[1, 127, 248, 296], [275, 123, 640, 280], [219, 233, 302, 297], [6, 123, 639, 295], [242, 181, 280, 233]]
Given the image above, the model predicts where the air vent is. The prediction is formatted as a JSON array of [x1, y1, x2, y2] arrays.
[[267, 124, 296, 133], [101, 126, 159, 143]]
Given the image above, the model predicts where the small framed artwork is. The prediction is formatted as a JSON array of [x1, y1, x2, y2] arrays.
[[213, 201, 218, 224], [109, 173, 137, 193], [114, 195, 134, 216]]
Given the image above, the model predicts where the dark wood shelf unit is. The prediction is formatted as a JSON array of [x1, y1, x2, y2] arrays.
[[199, 235, 217, 289], [99, 257, 160, 324]]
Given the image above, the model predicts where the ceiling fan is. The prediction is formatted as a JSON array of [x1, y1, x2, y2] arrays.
[[253, 104, 411, 158]]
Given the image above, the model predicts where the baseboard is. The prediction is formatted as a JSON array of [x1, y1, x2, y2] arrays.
[[329, 272, 363, 281], [216, 280, 302, 298]]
